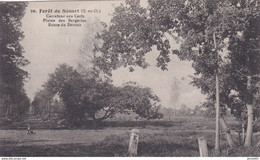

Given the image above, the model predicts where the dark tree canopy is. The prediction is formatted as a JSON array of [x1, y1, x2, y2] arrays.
[[96, 0, 260, 119], [0, 2, 30, 118], [34, 64, 163, 126], [120, 82, 163, 119]]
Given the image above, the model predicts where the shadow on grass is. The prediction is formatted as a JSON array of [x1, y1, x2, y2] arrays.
[[0, 133, 201, 157], [138, 141, 199, 157], [0, 139, 19, 145]]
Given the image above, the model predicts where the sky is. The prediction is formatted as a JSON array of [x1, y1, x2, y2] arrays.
[[21, 1, 206, 109]]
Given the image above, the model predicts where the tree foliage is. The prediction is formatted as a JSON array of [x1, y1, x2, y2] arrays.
[[0, 2, 30, 119], [33, 64, 162, 126], [95, 0, 259, 146], [96, 0, 259, 117], [119, 82, 163, 119]]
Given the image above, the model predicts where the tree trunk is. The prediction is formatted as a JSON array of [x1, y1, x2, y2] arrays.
[[238, 131, 241, 145], [92, 114, 97, 129], [257, 140, 260, 147], [244, 104, 253, 147], [215, 71, 221, 155], [93, 119, 96, 129], [214, 33, 220, 155], [10, 104, 13, 116], [220, 117, 237, 148], [5, 105, 10, 118], [244, 76, 253, 147], [242, 123, 245, 144]]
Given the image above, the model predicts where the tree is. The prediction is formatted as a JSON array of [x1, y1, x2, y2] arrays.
[[31, 89, 63, 117], [78, 18, 104, 72], [119, 82, 163, 120], [160, 107, 176, 120], [179, 104, 189, 115], [228, 6, 259, 146], [170, 78, 180, 106], [41, 64, 162, 127], [194, 105, 204, 115], [43, 64, 86, 126], [79, 81, 163, 128], [0, 2, 30, 119], [95, 0, 259, 148]]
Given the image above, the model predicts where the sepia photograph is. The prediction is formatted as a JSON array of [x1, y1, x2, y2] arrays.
[[0, 0, 259, 158]]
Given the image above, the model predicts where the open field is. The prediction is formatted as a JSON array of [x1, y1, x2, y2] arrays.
[[0, 116, 260, 157]]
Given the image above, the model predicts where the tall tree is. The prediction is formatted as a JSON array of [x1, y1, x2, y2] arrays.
[[96, 0, 259, 148], [0, 2, 30, 119], [43, 64, 86, 126], [226, 1, 260, 146]]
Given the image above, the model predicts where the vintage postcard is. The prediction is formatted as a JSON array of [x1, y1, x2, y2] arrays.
[[0, 0, 259, 158]]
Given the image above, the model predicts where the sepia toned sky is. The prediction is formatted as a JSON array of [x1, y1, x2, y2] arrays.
[[21, 1, 206, 109]]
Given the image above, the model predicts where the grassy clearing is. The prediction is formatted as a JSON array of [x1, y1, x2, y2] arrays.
[[0, 131, 204, 156], [0, 116, 259, 157], [2, 130, 259, 157]]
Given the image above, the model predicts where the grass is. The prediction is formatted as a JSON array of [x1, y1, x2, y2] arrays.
[[0, 131, 201, 157], [0, 116, 259, 157]]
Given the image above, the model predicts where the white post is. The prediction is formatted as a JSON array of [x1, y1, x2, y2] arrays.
[[128, 129, 140, 156], [198, 137, 209, 157]]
